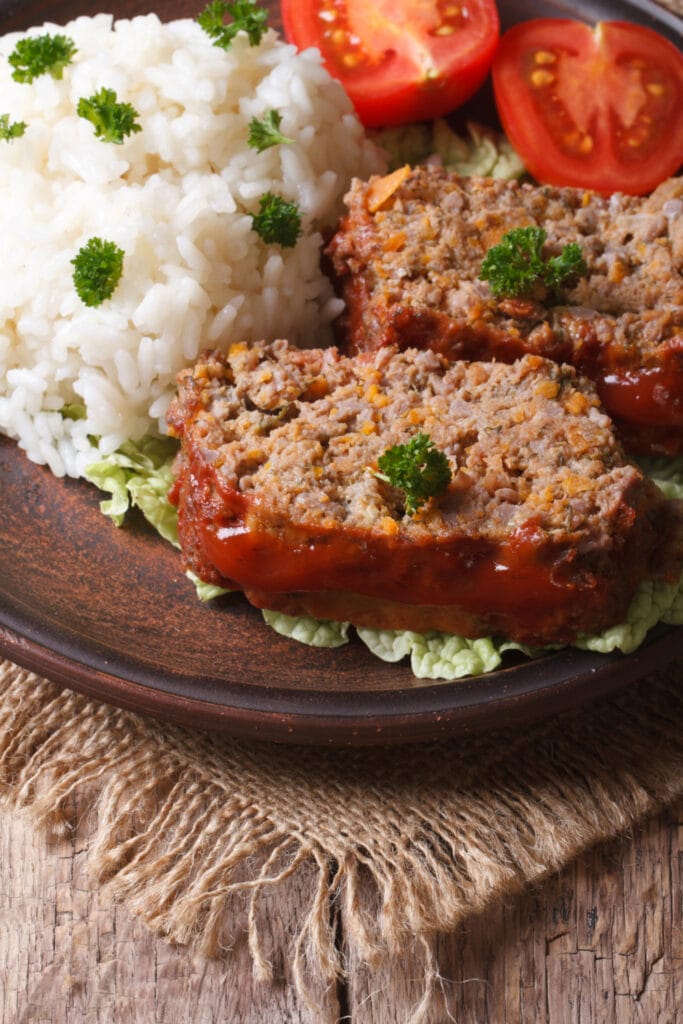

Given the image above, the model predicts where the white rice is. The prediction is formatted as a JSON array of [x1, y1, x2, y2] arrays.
[[0, 13, 384, 477]]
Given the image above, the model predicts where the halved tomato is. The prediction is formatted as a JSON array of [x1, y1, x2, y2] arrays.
[[492, 19, 683, 195], [281, 0, 500, 128]]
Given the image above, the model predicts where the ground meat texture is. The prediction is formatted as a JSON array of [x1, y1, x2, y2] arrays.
[[325, 169, 683, 456], [167, 341, 683, 646]]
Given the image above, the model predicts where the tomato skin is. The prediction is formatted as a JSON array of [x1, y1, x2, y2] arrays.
[[492, 19, 683, 196], [281, 0, 500, 129]]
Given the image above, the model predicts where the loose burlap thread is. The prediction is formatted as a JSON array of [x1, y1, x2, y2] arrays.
[[1, 657, 682, 1021]]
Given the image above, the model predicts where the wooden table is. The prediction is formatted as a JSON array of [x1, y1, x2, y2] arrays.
[[2, 790, 681, 1022]]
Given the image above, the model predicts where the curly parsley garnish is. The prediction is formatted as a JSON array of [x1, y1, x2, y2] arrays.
[[251, 192, 302, 248], [247, 110, 293, 152], [197, 0, 268, 49], [71, 237, 125, 307], [8, 33, 76, 83], [374, 432, 452, 516], [480, 226, 587, 298], [0, 113, 26, 141], [77, 88, 142, 145]]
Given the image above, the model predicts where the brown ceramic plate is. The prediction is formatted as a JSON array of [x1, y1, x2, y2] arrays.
[[0, 0, 681, 746]]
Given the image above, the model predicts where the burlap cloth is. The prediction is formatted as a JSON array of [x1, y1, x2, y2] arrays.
[[1, 654, 682, 1019]]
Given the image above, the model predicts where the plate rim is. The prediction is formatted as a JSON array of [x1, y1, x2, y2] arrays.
[[3, 620, 681, 745]]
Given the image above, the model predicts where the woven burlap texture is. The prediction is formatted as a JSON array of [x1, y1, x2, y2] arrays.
[[1, 657, 682, 1021]]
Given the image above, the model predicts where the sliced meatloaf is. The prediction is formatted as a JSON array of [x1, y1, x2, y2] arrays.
[[326, 168, 683, 455], [167, 340, 682, 646]]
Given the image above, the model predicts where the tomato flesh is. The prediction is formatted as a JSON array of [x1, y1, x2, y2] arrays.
[[492, 19, 683, 195], [281, 0, 500, 128]]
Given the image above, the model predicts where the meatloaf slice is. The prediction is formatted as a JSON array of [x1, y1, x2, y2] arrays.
[[326, 168, 683, 456], [167, 341, 682, 646]]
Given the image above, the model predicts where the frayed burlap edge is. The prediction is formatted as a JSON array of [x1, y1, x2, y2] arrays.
[[1, 658, 682, 1022]]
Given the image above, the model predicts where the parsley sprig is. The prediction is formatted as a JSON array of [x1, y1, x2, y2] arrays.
[[247, 110, 293, 152], [480, 226, 587, 298], [374, 432, 452, 516], [0, 113, 26, 141], [197, 0, 268, 49], [8, 33, 77, 83], [251, 192, 302, 248], [71, 237, 125, 307], [77, 88, 142, 145]]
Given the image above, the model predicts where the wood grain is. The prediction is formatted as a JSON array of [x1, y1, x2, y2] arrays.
[[2, 793, 682, 1022], [344, 800, 683, 1022], [0, 793, 335, 1024]]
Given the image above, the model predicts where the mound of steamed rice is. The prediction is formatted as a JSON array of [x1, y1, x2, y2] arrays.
[[0, 12, 383, 478]]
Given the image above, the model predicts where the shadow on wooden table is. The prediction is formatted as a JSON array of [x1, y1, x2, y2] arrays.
[[2, 792, 681, 1023]]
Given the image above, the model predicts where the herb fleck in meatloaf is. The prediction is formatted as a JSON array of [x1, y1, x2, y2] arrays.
[[167, 341, 682, 646], [326, 168, 683, 455]]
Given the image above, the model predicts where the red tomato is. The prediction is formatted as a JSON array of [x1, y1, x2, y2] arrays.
[[281, 0, 500, 129], [492, 19, 683, 195]]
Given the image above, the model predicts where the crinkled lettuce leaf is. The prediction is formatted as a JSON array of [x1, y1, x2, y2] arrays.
[[637, 456, 683, 501], [356, 572, 682, 678], [574, 576, 682, 655], [85, 437, 230, 600], [262, 610, 350, 648], [186, 570, 232, 603], [372, 119, 526, 179], [356, 464, 683, 676], [357, 629, 505, 680], [663, 585, 683, 626], [258, 462, 683, 678], [369, 123, 432, 170], [86, 443, 682, 681], [85, 436, 180, 544]]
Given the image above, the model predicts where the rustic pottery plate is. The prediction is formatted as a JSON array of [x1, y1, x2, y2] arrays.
[[0, 0, 681, 746]]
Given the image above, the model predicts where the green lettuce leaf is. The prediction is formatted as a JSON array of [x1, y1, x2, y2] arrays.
[[357, 464, 683, 675], [356, 571, 683, 678], [85, 437, 231, 600], [185, 569, 232, 602], [357, 628, 504, 680], [637, 456, 683, 501], [574, 575, 683, 654], [85, 436, 180, 544], [264, 462, 683, 676], [373, 119, 526, 179], [262, 610, 350, 648], [369, 122, 433, 170], [86, 442, 682, 679], [663, 585, 683, 626]]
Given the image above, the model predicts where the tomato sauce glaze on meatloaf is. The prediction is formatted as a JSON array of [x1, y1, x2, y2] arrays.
[[325, 168, 683, 456], [167, 341, 683, 646]]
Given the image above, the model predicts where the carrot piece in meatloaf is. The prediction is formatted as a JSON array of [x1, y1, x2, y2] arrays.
[[167, 341, 683, 647], [325, 168, 683, 456]]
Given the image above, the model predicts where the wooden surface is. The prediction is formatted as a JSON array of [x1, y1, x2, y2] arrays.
[[2, 791, 682, 1023]]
